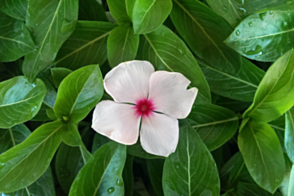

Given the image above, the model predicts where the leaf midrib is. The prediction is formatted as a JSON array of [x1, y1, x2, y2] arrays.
[[0, 36, 34, 49], [135, 0, 156, 31], [0, 92, 43, 107], [192, 117, 238, 128]]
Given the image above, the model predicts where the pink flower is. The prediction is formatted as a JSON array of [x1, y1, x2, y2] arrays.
[[92, 61, 198, 157]]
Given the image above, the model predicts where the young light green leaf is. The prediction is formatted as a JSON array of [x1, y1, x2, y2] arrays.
[[238, 120, 285, 193], [225, 7, 294, 62], [147, 159, 164, 196], [125, 0, 136, 19], [0, 76, 46, 128], [23, 0, 78, 82], [286, 107, 294, 163], [51, 67, 72, 88], [69, 142, 126, 196], [132, 0, 172, 34], [79, 0, 107, 21], [107, 26, 139, 67], [0, 11, 35, 62], [107, 0, 131, 25], [0, 0, 27, 20], [171, 0, 241, 75], [244, 50, 294, 123], [188, 104, 239, 151], [54, 65, 103, 123], [198, 58, 264, 102], [51, 21, 117, 71], [162, 123, 220, 196], [137, 25, 211, 104], [0, 121, 64, 192]]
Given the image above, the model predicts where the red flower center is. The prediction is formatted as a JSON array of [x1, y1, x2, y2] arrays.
[[135, 99, 155, 118]]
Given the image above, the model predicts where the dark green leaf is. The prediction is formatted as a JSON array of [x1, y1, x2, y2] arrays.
[[107, 26, 139, 67], [162, 123, 220, 196], [188, 104, 239, 151], [0, 60, 23, 82], [0, 11, 35, 62], [123, 155, 134, 196], [52, 21, 116, 71], [237, 182, 282, 196], [79, 0, 107, 21], [198, 58, 264, 102], [0, 76, 46, 128], [147, 159, 164, 196], [137, 25, 211, 104], [289, 165, 294, 196], [132, 0, 172, 34], [269, 115, 285, 132], [213, 95, 251, 113], [38, 72, 57, 108], [69, 142, 126, 196], [127, 141, 163, 159], [92, 133, 110, 153], [51, 67, 72, 88], [0, 0, 27, 20], [54, 65, 103, 123], [107, 0, 131, 25], [279, 155, 292, 196], [171, 0, 241, 75], [0, 121, 63, 192], [238, 120, 285, 193], [286, 107, 294, 162], [244, 50, 294, 123], [23, 0, 79, 82]]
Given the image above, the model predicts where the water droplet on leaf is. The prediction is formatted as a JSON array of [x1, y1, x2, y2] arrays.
[[0, 162, 4, 169], [248, 21, 253, 26], [222, 6, 228, 12], [275, 178, 280, 182], [31, 106, 37, 112], [259, 12, 267, 21], [243, 45, 263, 56], [61, 19, 77, 34], [107, 187, 115, 194], [116, 179, 123, 186], [237, 7, 246, 14], [269, 11, 273, 15], [235, 30, 240, 36]]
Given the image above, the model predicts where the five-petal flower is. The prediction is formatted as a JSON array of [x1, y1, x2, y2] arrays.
[[92, 61, 198, 157]]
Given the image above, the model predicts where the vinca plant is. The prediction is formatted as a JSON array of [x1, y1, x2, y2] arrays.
[[0, 0, 294, 195]]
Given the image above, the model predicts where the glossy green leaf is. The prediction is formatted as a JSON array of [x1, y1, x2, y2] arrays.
[[198, 58, 264, 102], [225, 6, 294, 62], [0, 11, 35, 62], [206, 0, 286, 28], [237, 182, 282, 196], [51, 21, 116, 71], [31, 104, 52, 121], [171, 0, 241, 75], [238, 120, 285, 193], [279, 155, 292, 196], [188, 104, 239, 151], [51, 67, 72, 88], [162, 123, 220, 196], [289, 165, 294, 196], [0, 76, 46, 128], [0, 0, 27, 20], [61, 123, 81, 147], [54, 65, 104, 123], [38, 72, 57, 108], [123, 155, 134, 196], [244, 50, 294, 123], [132, 0, 172, 34], [0, 121, 64, 192], [107, 26, 139, 67], [286, 107, 294, 163], [92, 133, 110, 153], [269, 115, 285, 132], [137, 25, 211, 104], [125, 0, 136, 19], [147, 159, 164, 196], [23, 0, 78, 82], [79, 0, 107, 21], [107, 0, 131, 25], [69, 142, 126, 196]]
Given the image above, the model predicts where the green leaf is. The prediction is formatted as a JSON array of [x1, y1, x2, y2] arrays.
[[289, 165, 294, 196], [132, 0, 172, 34], [92, 133, 110, 153], [51, 67, 72, 88], [147, 159, 164, 196], [123, 155, 134, 196], [286, 107, 294, 163], [279, 155, 292, 196], [162, 123, 220, 196], [213, 95, 251, 113], [205, 0, 286, 28], [22, 0, 79, 82], [238, 120, 285, 193], [107, 0, 131, 25], [0, 60, 23, 82], [0, 76, 46, 128], [188, 104, 239, 151], [0, 121, 63, 192], [237, 182, 282, 196], [198, 58, 264, 102], [107, 26, 139, 67], [79, 0, 107, 21], [54, 65, 104, 123], [38, 72, 57, 108], [69, 142, 126, 196], [269, 115, 285, 132], [0, 11, 35, 62], [51, 21, 116, 71], [125, 0, 136, 19], [170, 0, 241, 75], [225, 7, 294, 62], [137, 25, 211, 104], [0, 0, 27, 20], [61, 123, 81, 147], [127, 141, 163, 159], [244, 50, 294, 123]]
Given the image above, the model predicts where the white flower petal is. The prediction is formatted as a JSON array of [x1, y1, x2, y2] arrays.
[[92, 100, 140, 145], [104, 60, 155, 104], [148, 71, 198, 119], [140, 113, 179, 157]]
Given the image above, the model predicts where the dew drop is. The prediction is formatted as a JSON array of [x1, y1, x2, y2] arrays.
[[107, 187, 115, 194], [237, 7, 247, 14], [116, 179, 123, 186], [269, 11, 274, 15], [286, 0, 293, 4], [248, 21, 253, 27], [275, 178, 280, 182], [222, 6, 228, 12], [259, 12, 267, 21], [282, 21, 288, 27], [61, 19, 77, 34], [243, 45, 262, 56], [281, 52, 284, 56], [176, 165, 179, 169], [235, 30, 240, 36], [0, 162, 4, 169], [31, 106, 37, 112], [35, 45, 39, 49]]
